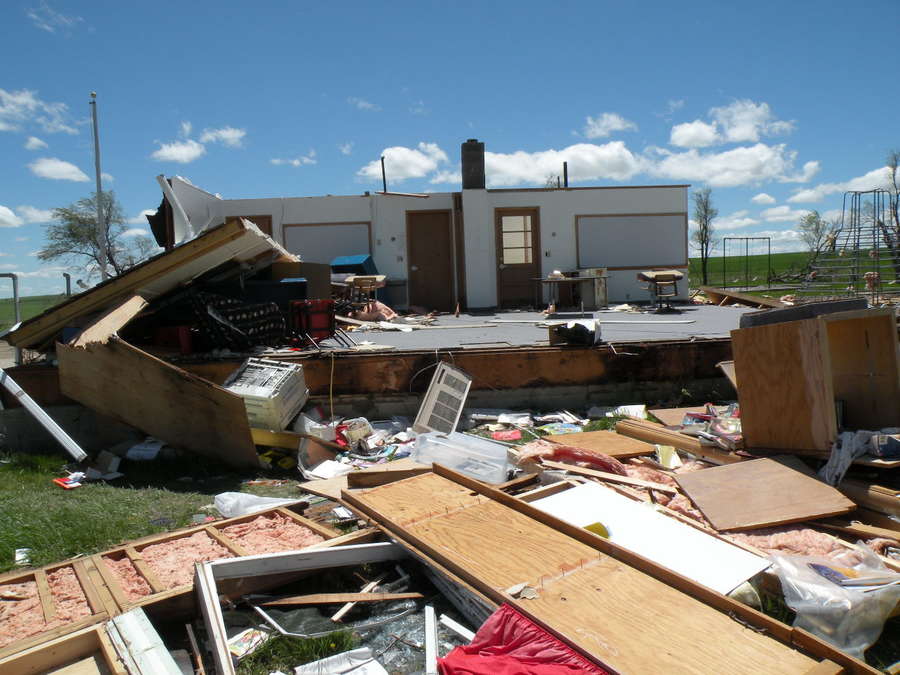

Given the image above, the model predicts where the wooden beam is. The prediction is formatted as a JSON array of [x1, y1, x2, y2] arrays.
[[331, 575, 386, 622], [69, 295, 148, 347], [699, 286, 784, 309], [615, 418, 743, 464], [540, 459, 678, 494], [346, 467, 431, 489], [124, 547, 165, 595], [33, 569, 56, 623], [261, 591, 423, 607], [204, 527, 251, 558]]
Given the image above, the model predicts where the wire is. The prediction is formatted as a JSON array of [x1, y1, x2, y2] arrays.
[[329, 353, 335, 422]]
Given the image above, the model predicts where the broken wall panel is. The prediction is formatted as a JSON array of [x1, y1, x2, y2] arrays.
[[57, 337, 259, 468]]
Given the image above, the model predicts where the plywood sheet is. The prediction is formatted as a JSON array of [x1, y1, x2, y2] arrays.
[[57, 338, 259, 468], [298, 458, 428, 501], [345, 472, 819, 674], [674, 458, 855, 531], [647, 407, 705, 428], [731, 319, 837, 452], [546, 430, 654, 458]]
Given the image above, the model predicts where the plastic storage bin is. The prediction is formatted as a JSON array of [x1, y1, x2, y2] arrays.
[[412, 431, 509, 484], [223, 358, 308, 430]]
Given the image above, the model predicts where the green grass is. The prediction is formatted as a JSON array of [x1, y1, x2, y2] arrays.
[[0, 293, 67, 332], [237, 631, 356, 675], [0, 452, 303, 573], [688, 251, 811, 290]]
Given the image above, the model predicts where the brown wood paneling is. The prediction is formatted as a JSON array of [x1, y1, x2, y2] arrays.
[[495, 207, 540, 308], [406, 210, 454, 311]]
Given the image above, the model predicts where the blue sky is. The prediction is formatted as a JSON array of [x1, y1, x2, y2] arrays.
[[1, 0, 899, 297]]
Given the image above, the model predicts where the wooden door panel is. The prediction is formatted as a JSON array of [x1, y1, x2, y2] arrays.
[[407, 210, 454, 311], [495, 209, 540, 307]]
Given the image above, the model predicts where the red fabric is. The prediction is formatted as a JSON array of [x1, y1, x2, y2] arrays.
[[439, 604, 608, 675]]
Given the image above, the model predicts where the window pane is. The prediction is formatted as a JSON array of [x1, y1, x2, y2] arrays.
[[502, 215, 525, 232], [504, 248, 527, 264], [503, 232, 525, 247]]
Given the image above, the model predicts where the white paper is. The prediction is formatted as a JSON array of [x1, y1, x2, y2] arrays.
[[533, 482, 769, 595]]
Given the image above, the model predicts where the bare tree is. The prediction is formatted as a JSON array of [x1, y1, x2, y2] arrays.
[[691, 187, 718, 286], [883, 150, 900, 279], [798, 210, 838, 265], [38, 190, 156, 281]]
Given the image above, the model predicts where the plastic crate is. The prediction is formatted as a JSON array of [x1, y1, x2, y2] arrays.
[[289, 299, 335, 342], [223, 358, 308, 430]]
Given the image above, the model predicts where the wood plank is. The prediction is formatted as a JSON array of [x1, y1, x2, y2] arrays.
[[261, 591, 423, 607], [271, 507, 341, 540], [675, 458, 856, 531], [69, 295, 148, 347], [615, 418, 744, 464], [546, 429, 655, 458], [204, 526, 251, 557], [80, 558, 119, 616], [803, 661, 845, 675], [647, 406, 706, 428], [838, 480, 900, 517], [57, 338, 259, 469], [331, 575, 385, 622], [124, 547, 165, 594], [717, 360, 738, 388], [185, 623, 206, 675], [342, 472, 835, 675], [34, 568, 56, 622], [71, 561, 104, 615], [298, 458, 429, 500], [731, 318, 837, 452], [0, 626, 125, 675], [541, 459, 678, 494], [699, 286, 784, 308], [90, 555, 130, 613], [346, 467, 432, 489], [250, 427, 343, 454]]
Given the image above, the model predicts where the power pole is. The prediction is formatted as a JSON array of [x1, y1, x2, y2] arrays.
[[89, 92, 108, 281]]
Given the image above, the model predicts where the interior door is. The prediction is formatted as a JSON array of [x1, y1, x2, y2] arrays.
[[407, 210, 454, 311], [495, 208, 540, 307]]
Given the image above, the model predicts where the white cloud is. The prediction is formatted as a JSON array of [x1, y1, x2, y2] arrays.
[[787, 166, 891, 203], [121, 228, 151, 237], [780, 160, 820, 183], [358, 142, 448, 181], [761, 205, 810, 222], [126, 209, 156, 225], [0, 264, 20, 270], [338, 142, 353, 156], [101, 172, 114, 182], [26, 1, 84, 33], [271, 150, 317, 167], [0, 88, 77, 134], [16, 205, 54, 223], [409, 101, 427, 115], [15, 236, 28, 242], [716, 209, 760, 230], [486, 142, 644, 186], [670, 120, 719, 148], [657, 99, 685, 118], [28, 156, 89, 181], [180, 121, 192, 138], [199, 126, 246, 148], [0, 206, 24, 228], [430, 170, 462, 185], [738, 228, 804, 253], [649, 143, 799, 188], [710, 99, 794, 143], [348, 97, 380, 111], [582, 113, 637, 139], [151, 139, 206, 163], [24, 135, 47, 150], [751, 192, 776, 205]]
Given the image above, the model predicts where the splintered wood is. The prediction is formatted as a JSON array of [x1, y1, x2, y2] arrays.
[[0, 567, 91, 649], [344, 472, 820, 674], [674, 458, 856, 532]]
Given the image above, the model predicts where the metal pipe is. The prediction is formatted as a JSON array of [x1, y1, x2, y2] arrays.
[[563, 161, 569, 188], [89, 92, 108, 281], [0, 273, 21, 365], [63, 272, 72, 297], [381, 155, 387, 193]]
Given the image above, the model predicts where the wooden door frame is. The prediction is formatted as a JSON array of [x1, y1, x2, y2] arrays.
[[494, 207, 541, 308], [405, 209, 454, 310]]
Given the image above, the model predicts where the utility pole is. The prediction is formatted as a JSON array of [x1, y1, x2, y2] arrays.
[[89, 92, 108, 281]]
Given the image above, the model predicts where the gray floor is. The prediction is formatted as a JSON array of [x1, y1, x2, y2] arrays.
[[328, 304, 755, 350]]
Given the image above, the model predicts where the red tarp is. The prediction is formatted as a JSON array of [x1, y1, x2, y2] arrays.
[[439, 604, 609, 675]]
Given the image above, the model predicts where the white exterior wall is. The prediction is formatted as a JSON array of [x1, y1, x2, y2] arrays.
[[461, 186, 688, 306]]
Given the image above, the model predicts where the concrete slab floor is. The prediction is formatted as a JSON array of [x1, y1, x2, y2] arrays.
[[325, 304, 755, 350]]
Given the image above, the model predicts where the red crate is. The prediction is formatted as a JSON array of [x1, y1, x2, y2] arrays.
[[289, 299, 335, 343]]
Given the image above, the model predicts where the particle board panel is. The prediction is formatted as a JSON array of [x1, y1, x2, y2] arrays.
[[546, 429, 655, 458], [674, 458, 856, 531], [731, 319, 837, 452], [57, 337, 259, 469], [345, 471, 822, 674], [648, 406, 706, 428]]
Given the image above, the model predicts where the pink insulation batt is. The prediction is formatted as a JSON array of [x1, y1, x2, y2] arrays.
[[220, 512, 325, 554], [102, 554, 152, 602], [139, 531, 234, 590], [0, 566, 91, 648]]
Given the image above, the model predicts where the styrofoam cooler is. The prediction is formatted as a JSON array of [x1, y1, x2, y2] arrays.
[[223, 358, 308, 430]]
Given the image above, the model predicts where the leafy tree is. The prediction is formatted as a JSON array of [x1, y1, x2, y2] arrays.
[[38, 191, 155, 281], [798, 210, 838, 265], [882, 150, 900, 279], [691, 187, 718, 286]]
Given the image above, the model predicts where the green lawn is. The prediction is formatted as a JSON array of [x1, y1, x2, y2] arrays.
[[688, 251, 811, 289], [0, 293, 67, 332]]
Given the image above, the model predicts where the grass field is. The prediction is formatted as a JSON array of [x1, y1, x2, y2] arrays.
[[0, 293, 67, 332], [688, 251, 811, 289]]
